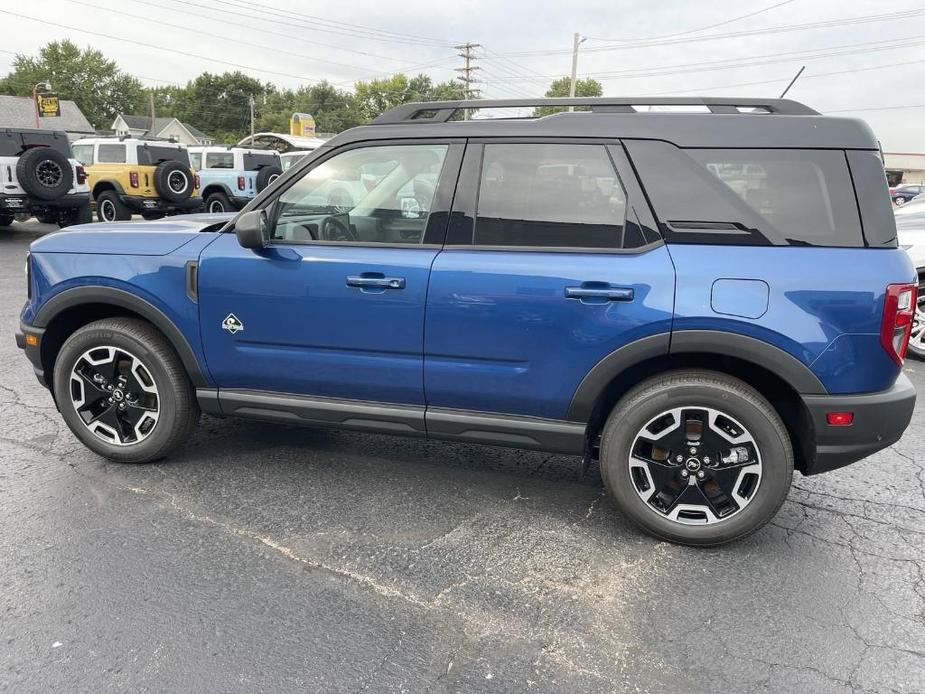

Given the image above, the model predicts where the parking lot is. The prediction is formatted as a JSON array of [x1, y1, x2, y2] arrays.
[[1, 221, 924, 693]]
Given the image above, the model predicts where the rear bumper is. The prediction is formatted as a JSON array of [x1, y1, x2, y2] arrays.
[[1, 192, 90, 213], [119, 195, 202, 214], [802, 372, 916, 475]]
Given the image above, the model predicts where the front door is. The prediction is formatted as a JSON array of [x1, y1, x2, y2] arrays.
[[198, 140, 463, 408]]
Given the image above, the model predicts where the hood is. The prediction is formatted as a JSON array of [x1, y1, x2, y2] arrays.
[[30, 212, 235, 256]]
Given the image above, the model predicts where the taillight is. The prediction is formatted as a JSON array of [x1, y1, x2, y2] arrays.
[[194, 174, 200, 190], [129, 171, 139, 188], [75, 165, 86, 185], [237, 175, 245, 191], [880, 283, 917, 365]]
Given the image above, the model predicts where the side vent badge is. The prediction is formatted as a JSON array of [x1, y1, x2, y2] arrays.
[[222, 314, 244, 334]]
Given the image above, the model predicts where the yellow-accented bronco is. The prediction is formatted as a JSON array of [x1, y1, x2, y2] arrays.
[[70, 138, 201, 221]]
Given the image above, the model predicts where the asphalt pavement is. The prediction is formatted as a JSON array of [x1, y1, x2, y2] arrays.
[[1, 220, 924, 693]]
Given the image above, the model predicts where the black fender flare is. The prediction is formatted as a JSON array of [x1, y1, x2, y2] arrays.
[[33, 286, 210, 387], [567, 330, 826, 422], [91, 179, 126, 200], [201, 182, 235, 201]]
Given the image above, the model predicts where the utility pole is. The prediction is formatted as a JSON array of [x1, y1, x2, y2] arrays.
[[249, 95, 255, 140], [149, 92, 156, 127], [568, 33, 586, 112], [454, 42, 481, 120]]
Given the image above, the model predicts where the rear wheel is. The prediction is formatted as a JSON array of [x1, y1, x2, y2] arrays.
[[206, 191, 232, 213], [0, 212, 13, 227], [600, 370, 793, 546], [96, 191, 131, 222], [53, 318, 200, 463], [907, 276, 925, 360]]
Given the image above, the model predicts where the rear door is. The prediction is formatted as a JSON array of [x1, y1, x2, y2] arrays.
[[424, 139, 676, 423]]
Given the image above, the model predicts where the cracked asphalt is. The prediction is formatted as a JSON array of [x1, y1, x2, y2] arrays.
[[2, 222, 925, 693]]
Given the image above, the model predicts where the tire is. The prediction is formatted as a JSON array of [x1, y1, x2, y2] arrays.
[[0, 211, 13, 228], [52, 318, 200, 463], [255, 165, 282, 192], [600, 369, 793, 546], [16, 147, 73, 200], [206, 190, 232, 213], [58, 203, 92, 228], [895, 196, 906, 206], [96, 190, 131, 222], [153, 161, 193, 202], [907, 275, 925, 360]]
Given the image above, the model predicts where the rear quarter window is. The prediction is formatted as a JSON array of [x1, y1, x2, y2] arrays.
[[625, 140, 865, 247]]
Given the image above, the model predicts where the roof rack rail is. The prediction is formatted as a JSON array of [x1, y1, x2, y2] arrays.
[[371, 97, 819, 125]]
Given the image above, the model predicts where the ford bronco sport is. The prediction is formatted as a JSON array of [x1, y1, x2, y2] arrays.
[[0, 129, 91, 228], [70, 137, 201, 222], [188, 146, 282, 213], [16, 98, 917, 546]]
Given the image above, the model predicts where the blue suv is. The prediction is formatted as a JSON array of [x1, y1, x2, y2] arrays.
[[189, 146, 282, 213], [15, 98, 917, 545]]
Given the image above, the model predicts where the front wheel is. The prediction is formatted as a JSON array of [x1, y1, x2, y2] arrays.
[[53, 318, 200, 463], [206, 191, 232, 213], [894, 196, 906, 206], [600, 370, 793, 546]]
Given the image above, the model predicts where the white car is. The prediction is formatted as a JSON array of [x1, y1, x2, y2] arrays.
[[895, 202, 925, 357]]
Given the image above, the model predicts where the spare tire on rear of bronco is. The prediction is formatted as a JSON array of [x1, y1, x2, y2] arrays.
[[256, 165, 282, 192], [153, 160, 193, 202], [16, 147, 73, 201]]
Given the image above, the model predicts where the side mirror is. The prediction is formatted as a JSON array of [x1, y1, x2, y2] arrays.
[[235, 210, 269, 249]]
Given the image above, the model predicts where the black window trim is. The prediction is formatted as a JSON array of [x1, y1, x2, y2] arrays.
[[445, 136, 664, 255], [246, 137, 466, 250]]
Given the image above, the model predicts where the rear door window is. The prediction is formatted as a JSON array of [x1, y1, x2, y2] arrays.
[[205, 152, 234, 169], [97, 144, 127, 163], [625, 141, 864, 247], [72, 144, 93, 165], [474, 143, 627, 249]]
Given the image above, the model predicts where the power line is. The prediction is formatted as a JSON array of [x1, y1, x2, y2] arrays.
[[494, 8, 925, 57], [121, 0, 432, 65], [0, 8, 326, 83], [587, 0, 798, 42]]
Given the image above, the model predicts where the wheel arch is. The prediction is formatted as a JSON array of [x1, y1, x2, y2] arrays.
[[570, 331, 823, 474], [91, 180, 124, 199], [202, 183, 233, 200], [33, 287, 209, 391]]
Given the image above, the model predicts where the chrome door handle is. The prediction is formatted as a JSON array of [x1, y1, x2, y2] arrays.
[[565, 286, 634, 301], [346, 275, 406, 289]]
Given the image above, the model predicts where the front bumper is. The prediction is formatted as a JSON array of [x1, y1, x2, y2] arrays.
[[119, 195, 203, 215], [15, 323, 48, 388], [1, 192, 90, 214], [802, 373, 916, 475]]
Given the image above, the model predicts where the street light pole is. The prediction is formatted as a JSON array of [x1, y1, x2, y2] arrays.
[[568, 33, 586, 112]]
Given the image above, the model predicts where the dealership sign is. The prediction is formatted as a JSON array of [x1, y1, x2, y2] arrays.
[[35, 93, 60, 118]]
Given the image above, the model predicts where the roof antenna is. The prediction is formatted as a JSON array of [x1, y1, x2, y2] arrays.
[[779, 66, 805, 99]]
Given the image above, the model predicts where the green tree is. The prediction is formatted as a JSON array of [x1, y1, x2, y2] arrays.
[[0, 40, 145, 129], [257, 81, 361, 136], [534, 76, 603, 116], [353, 74, 465, 122]]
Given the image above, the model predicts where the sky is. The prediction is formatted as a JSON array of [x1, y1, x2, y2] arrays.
[[1, 0, 924, 150]]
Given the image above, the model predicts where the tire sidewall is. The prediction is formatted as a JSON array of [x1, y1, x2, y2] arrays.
[[601, 375, 793, 545], [53, 324, 183, 462], [17, 148, 73, 201], [154, 161, 192, 202]]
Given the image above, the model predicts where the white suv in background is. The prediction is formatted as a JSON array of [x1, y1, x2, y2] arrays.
[[0, 129, 91, 228]]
